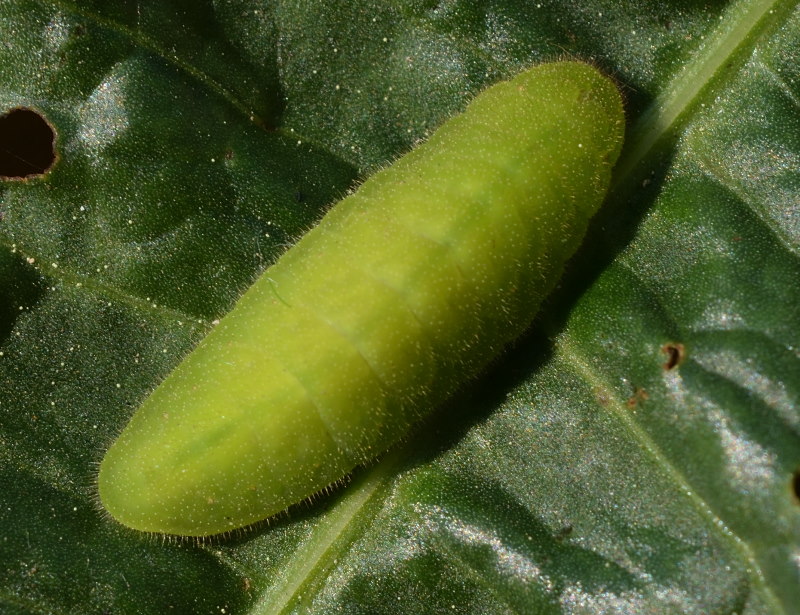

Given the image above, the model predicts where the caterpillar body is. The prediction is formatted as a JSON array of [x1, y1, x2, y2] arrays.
[[98, 61, 625, 537]]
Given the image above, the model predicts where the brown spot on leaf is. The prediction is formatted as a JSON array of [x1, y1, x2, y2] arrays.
[[626, 387, 649, 409], [661, 343, 685, 370]]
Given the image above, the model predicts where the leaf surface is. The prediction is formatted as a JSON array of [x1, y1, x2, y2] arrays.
[[1, 1, 798, 614]]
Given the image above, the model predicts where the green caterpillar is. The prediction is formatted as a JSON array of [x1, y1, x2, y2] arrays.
[[98, 61, 624, 537]]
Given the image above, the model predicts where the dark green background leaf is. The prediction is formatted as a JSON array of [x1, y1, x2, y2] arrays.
[[1, 1, 798, 614]]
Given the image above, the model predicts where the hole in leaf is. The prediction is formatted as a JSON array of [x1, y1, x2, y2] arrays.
[[661, 343, 685, 370], [793, 470, 800, 504], [0, 107, 57, 179]]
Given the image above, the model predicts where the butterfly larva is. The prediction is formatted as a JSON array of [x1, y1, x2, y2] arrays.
[[98, 61, 624, 537]]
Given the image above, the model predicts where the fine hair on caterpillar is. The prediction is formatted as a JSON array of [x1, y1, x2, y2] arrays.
[[97, 60, 625, 537]]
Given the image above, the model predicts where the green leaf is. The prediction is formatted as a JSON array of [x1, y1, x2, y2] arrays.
[[1, 1, 798, 614]]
